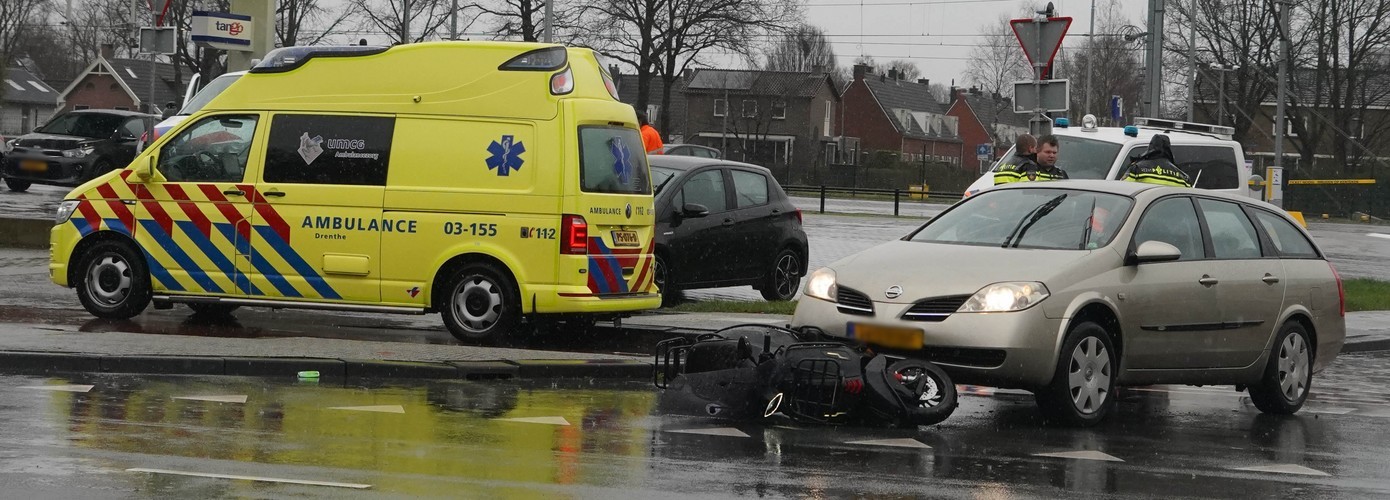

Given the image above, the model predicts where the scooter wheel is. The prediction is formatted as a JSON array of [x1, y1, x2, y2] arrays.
[[886, 359, 958, 426]]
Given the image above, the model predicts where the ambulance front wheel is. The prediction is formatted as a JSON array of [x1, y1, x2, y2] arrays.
[[440, 262, 520, 342], [74, 239, 152, 319]]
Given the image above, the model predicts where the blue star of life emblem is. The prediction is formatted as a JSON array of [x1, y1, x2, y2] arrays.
[[487, 135, 526, 176], [610, 137, 633, 184]]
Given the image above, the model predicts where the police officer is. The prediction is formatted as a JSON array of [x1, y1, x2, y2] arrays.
[[1124, 134, 1191, 187], [993, 134, 1039, 185], [1023, 134, 1069, 182]]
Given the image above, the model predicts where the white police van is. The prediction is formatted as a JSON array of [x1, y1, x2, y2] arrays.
[[965, 115, 1262, 199]]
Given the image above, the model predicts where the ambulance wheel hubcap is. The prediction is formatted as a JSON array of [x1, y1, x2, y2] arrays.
[[87, 255, 132, 306], [454, 276, 502, 332]]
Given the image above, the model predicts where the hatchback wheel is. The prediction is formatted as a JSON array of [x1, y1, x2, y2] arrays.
[[440, 262, 519, 342], [75, 240, 151, 319], [1249, 322, 1313, 414], [4, 178, 31, 192], [655, 254, 679, 307], [759, 248, 801, 302], [1036, 321, 1116, 427]]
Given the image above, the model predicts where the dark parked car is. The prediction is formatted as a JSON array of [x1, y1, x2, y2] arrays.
[[650, 155, 808, 305], [1, 109, 157, 192], [660, 143, 722, 159]]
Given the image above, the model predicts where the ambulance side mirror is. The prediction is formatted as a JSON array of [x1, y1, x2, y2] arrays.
[[133, 155, 164, 183]]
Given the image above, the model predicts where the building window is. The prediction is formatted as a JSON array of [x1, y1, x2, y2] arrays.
[[824, 143, 838, 164], [114, 107, 129, 111], [742, 99, 757, 118], [646, 104, 660, 124], [75, 105, 90, 110], [823, 100, 833, 137], [1279, 116, 1307, 137], [772, 100, 786, 119], [714, 99, 726, 117]]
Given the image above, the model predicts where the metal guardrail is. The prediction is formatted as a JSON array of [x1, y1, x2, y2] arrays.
[[781, 185, 964, 216]]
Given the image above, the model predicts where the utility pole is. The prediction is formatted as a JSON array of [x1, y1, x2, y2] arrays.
[[1185, 0, 1195, 121], [544, 0, 554, 42], [449, 0, 457, 39], [402, 0, 410, 43], [1144, 0, 1164, 117], [1085, 0, 1094, 116], [1272, 0, 1290, 207]]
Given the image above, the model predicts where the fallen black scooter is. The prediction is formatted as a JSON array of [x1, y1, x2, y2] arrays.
[[654, 324, 957, 427]]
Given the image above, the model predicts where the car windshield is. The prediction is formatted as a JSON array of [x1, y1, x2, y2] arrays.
[[910, 187, 1135, 250], [178, 73, 240, 115], [35, 112, 124, 138], [651, 166, 679, 194]]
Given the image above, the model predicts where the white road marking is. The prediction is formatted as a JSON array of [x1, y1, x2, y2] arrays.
[[1033, 450, 1124, 462], [1368, 233, 1390, 240], [666, 427, 751, 438], [127, 468, 372, 489], [846, 438, 931, 449], [1303, 407, 1357, 415], [173, 395, 248, 404], [20, 384, 94, 393], [496, 416, 571, 426], [1231, 464, 1330, 477], [327, 405, 405, 414], [1356, 408, 1390, 418]]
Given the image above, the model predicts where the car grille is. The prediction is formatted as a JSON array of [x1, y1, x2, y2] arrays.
[[835, 287, 874, 316], [920, 347, 1007, 368], [901, 295, 971, 322]]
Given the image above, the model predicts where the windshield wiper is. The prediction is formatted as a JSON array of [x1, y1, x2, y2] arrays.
[[1079, 196, 1098, 250], [654, 175, 674, 195], [1001, 194, 1068, 248]]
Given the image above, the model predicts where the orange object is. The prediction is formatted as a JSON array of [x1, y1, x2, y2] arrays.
[[641, 124, 663, 153]]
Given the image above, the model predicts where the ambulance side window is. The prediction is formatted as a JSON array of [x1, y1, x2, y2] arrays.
[[157, 114, 258, 183], [263, 114, 394, 186]]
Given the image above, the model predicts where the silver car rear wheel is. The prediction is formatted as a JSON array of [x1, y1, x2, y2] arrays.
[[1250, 322, 1314, 414]]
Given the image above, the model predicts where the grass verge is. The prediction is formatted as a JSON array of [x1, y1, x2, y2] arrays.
[[667, 300, 798, 315], [1344, 278, 1390, 312]]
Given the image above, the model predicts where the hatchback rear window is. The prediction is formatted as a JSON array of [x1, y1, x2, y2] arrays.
[[579, 126, 651, 195]]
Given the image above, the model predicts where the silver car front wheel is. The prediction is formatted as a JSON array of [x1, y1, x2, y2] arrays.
[[1037, 321, 1117, 427]]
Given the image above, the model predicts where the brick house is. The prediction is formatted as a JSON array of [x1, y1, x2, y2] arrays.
[[946, 87, 1031, 174], [57, 45, 186, 114], [1, 65, 60, 136], [681, 68, 841, 174], [841, 64, 962, 168]]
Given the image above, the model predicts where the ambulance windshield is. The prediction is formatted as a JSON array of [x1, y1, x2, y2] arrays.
[[578, 126, 652, 195]]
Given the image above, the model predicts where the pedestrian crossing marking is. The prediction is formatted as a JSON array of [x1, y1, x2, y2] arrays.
[[173, 395, 248, 404], [1231, 464, 1330, 476], [1033, 450, 1124, 462], [496, 416, 571, 426], [847, 438, 931, 449], [20, 384, 94, 393], [328, 405, 405, 414], [667, 427, 751, 438]]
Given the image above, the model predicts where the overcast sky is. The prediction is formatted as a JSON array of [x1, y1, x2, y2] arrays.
[[798, 0, 1150, 88]]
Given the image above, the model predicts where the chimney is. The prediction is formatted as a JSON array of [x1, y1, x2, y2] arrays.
[[918, 78, 930, 86], [100, 43, 114, 60], [969, 86, 981, 95], [608, 64, 620, 78], [852, 64, 871, 81], [811, 64, 826, 74], [888, 69, 899, 81], [682, 68, 693, 80]]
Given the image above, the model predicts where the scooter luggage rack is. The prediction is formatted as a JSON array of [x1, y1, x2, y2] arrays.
[[654, 337, 693, 389], [779, 343, 853, 423]]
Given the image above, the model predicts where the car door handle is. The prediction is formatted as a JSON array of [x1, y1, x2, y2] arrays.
[[222, 189, 245, 197], [1262, 274, 1281, 285], [1198, 275, 1219, 287], [262, 190, 286, 198]]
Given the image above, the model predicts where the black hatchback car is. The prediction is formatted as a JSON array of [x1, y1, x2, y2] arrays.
[[1, 109, 156, 192], [649, 156, 809, 305]]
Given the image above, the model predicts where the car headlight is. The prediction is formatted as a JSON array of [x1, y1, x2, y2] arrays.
[[55, 200, 80, 224], [959, 282, 1049, 312], [804, 268, 837, 301], [62, 145, 95, 158]]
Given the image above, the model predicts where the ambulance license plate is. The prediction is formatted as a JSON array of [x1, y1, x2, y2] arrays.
[[19, 160, 47, 172], [611, 230, 640, 247], [848, 323, 923, 350]]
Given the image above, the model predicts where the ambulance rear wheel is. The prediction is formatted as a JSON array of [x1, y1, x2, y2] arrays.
[[75, 240, 151, 319], [441, 262, 519, 342]]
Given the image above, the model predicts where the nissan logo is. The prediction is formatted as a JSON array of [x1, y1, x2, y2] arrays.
[[885, 285, 903, 299]]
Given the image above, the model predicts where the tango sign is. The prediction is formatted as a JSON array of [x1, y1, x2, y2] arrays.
[[191, 11, 253, 52]]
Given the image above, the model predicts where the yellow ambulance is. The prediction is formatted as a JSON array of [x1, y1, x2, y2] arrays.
[[48, 42, 660, 341]]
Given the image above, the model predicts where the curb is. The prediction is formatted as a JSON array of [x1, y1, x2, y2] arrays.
[[0, 217, 50, 249], [0, 351, 652, 382], [1343, 338, 1390, 354]]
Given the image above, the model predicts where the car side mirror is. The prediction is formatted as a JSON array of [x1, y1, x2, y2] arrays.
[[680, 203, 710, 218], [1128, 240, 1183, 265]]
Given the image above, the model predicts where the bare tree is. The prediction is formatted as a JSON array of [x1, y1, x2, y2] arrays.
[[474, 0, 579, 42], [1, 0, 51, 78], [1061, 0, 1143, 124], [964, 14, 1030, 98], [763, 25, 839, 77], [278, 0, 357, 46], [1163, 0, 1285, 145], [354, 0, 456, 44]]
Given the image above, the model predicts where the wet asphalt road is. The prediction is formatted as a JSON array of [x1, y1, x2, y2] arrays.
[[3, 350, 1390, 498]]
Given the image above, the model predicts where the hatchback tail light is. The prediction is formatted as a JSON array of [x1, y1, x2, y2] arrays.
[[794, 208, 803, 224], [1331, 262, 1345, 317], [561, 214, 588, 255]]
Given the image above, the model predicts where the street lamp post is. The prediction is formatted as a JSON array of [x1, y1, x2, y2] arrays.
[[1209, 64, 1239, 126]]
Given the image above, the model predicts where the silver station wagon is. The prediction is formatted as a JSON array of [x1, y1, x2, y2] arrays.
[[792, 180, 1346, 426]]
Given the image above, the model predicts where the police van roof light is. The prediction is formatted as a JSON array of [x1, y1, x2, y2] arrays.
[[250, 46, 388, 73], [1123, 125, 1139, 137], [1054, 117, 1069, 128], [500, 46, 568, 71], [1081, 114, 1098, 131]]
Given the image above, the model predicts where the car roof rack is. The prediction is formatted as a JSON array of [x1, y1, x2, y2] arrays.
[[1132, 117, 1235, 140]]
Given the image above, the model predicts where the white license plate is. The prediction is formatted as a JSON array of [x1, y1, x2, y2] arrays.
[[611, 230, 640, 247]]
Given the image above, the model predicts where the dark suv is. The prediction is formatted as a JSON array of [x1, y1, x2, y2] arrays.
[[650, 155, 808, 305], [1, 109, 156, 192]]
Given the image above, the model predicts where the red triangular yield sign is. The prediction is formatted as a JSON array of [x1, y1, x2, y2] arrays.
[[1010, 17, 1073, 75]]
